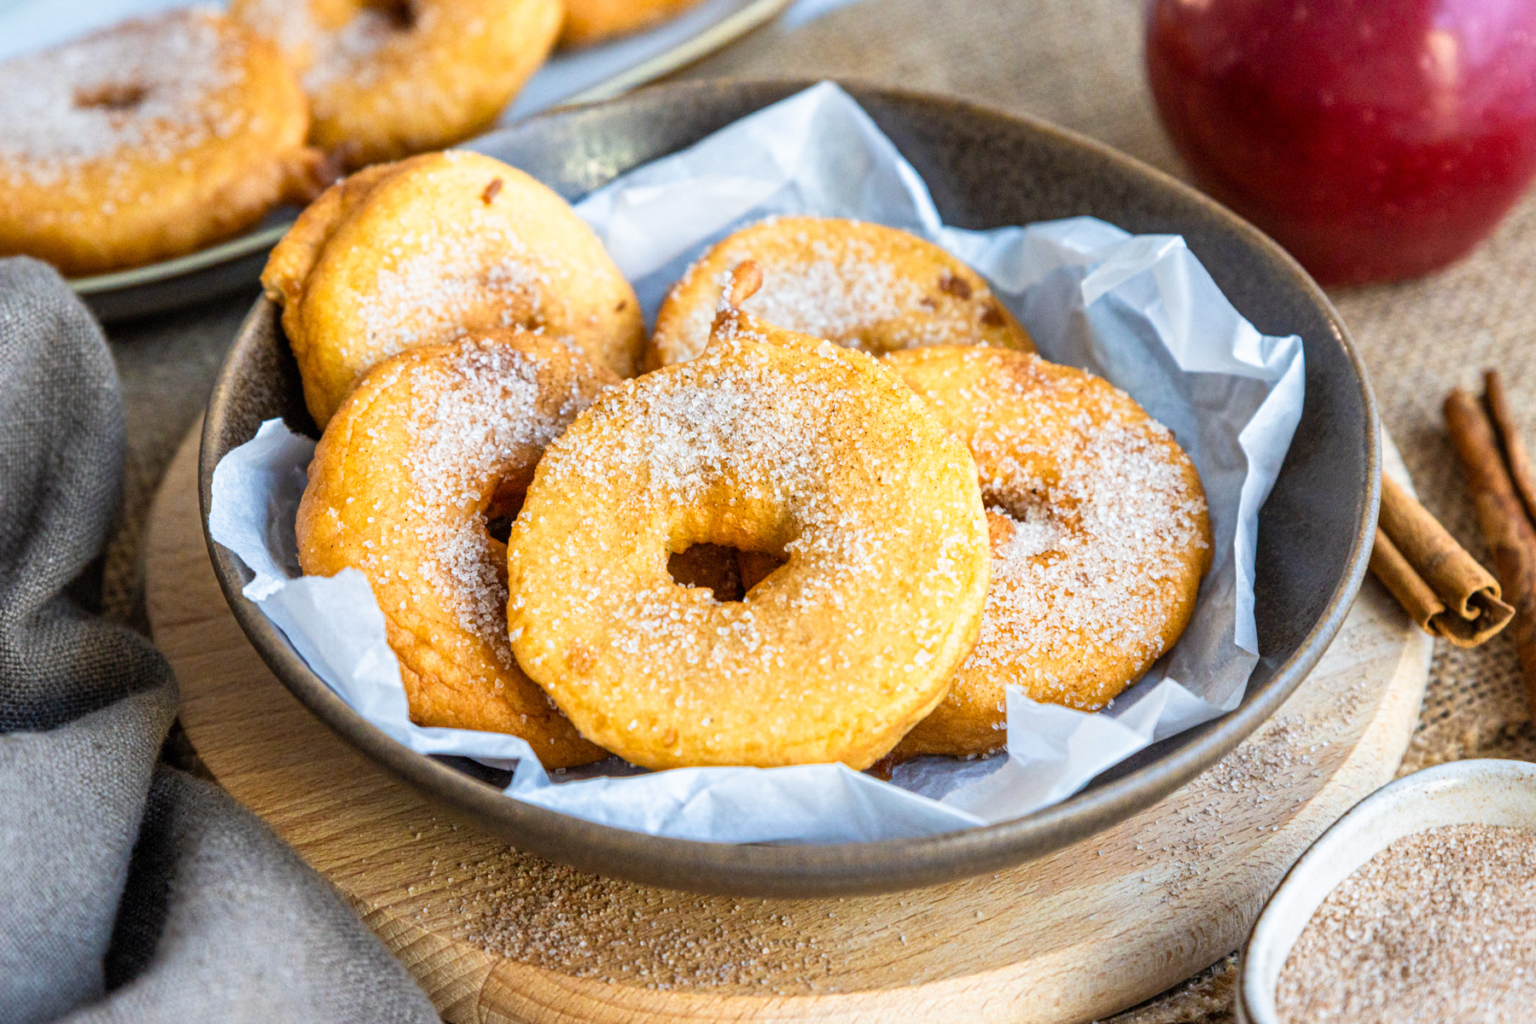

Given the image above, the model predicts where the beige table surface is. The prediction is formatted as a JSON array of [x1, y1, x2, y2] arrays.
[[104, 2, 1536, 1021]]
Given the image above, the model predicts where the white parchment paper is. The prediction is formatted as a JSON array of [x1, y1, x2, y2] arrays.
[[210, 83, 1305, 843]]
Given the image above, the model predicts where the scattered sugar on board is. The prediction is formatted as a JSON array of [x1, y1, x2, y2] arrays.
[[1104, 675, 1374, 902], [442, 853, 835, 991], [387, 818, 980, 994], [0, 11, 247, 187], [1275, 823, 1536, 1024]]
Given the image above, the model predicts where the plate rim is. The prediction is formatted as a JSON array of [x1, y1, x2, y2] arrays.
[[199, 77, 1381, 897]]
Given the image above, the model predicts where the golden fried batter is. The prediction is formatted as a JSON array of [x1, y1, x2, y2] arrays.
[[560, 0, 711, 47], [296, 330, 615, 767], [231, 0, 561, 167], [885, 346, 1213, 761], [0, 10, 326, 276], [262, 150, 643, 428], [648, 216, 1033, 369], [505, 289, 991, 770]]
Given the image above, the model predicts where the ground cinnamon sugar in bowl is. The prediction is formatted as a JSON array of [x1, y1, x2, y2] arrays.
[[1274, 822, 1536, 1024]]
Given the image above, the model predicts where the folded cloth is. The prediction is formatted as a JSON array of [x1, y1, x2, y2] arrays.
[[0, 258, 439, 1024]]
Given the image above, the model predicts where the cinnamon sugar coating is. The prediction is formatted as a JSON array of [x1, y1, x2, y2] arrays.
[[0, 10, 324, 276], [885, 346, 1212, 761], [295, 330, 614, 768], [647, 217, 1034, 369], [506, 313, 991, 770], [230, 0, 561, 167], [262, 151, 644, 428]]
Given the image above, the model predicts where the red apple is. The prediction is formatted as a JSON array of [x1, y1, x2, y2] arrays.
[[1146, 0, 1536, 286]]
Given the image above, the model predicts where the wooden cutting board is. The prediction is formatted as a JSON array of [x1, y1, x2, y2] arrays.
[[144, 423, 1430, 1024]]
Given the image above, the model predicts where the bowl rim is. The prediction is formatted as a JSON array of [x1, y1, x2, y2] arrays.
[[198, 77, 1381, 896], [1237, 758, 1536, 1024]]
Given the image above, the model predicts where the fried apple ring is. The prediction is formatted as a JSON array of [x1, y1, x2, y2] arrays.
[[231, 0, 561, 167], [0, 10, 326, 276], [883, 346, 1212, 761], [263, 150, 644, 428], [560, 0, 711, 47], [647, 216, 1034, 369], [505, 286, 992, 770], [296, 329, 614, 767]]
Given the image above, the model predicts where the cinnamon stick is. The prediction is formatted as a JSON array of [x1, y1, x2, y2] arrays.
[[1370, 527, 1447, 629], [1373, 474, 1512, 645], [1484, 369, 1536, 529], [1444, 387, 1536, 712]]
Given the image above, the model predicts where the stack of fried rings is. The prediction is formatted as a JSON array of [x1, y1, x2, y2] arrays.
[[0, 0, 716, 276], [280, 158, 1212, 773]]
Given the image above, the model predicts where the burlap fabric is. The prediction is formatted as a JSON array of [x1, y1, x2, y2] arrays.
[[0, 259, 439, 1024], [91, 2, 1536, 1021]]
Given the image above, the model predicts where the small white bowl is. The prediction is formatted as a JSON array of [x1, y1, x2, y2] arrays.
[[1238, 758, 1536, 1024]]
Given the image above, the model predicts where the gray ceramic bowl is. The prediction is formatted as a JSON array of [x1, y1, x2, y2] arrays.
[[200, 79, 1379, 897]]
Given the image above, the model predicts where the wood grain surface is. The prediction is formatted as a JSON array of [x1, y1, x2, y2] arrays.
[[145, 424, 1430, 1024]]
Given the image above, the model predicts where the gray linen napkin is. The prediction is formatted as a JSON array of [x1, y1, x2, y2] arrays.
[[0, 257, 439, 1024]]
